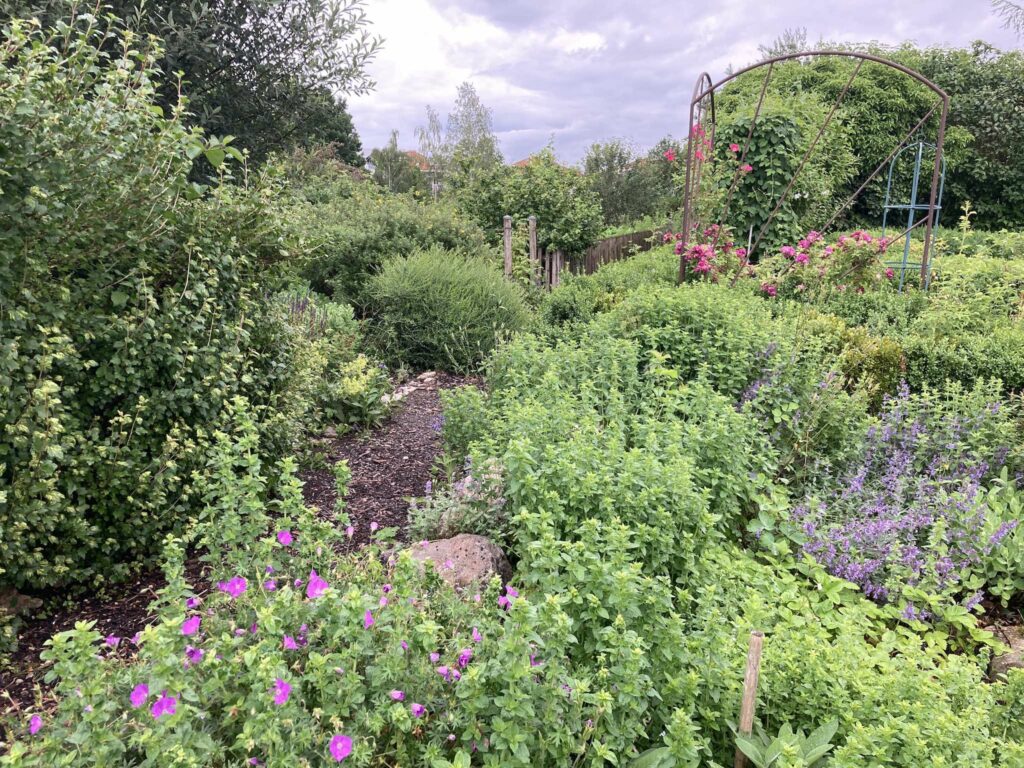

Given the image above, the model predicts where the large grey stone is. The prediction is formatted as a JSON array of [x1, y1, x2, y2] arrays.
[[409, 534, 512, 590], [990, 625, 1024, 680]]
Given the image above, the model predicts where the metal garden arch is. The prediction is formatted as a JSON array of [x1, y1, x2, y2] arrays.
[[680, 50, 950, 288]]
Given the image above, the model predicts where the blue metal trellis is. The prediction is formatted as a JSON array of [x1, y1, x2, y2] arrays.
[[881, 141, 946, 291]]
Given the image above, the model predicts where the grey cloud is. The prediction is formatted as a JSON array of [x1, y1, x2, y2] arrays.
[[355, 0, 1020, 164]]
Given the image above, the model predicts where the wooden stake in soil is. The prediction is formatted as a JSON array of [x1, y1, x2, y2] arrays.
[[527, 215, 538, 285], [503, 215, 513, 277], [734, 630, 764, 768]]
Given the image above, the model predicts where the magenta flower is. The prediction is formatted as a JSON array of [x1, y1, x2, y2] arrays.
[[217, 576, 248, 599], [390, 689, 405, 701], [498, 595, 510, 610], [264, 579, 277, 591], [184, 646, 204, 667], [151, 691, 177, 719], [885, 267, 895, 279], [130, 683, 149, 708], [306, 569, 329, 599], [186, 597, 200, 609], [458, 648, 473, 668], [429, 652, 440, 663], [472, 627, 482, 643], [29, 715, 42, 735], [329, 734, 353, 762], [363, 610, 374, 629], [730, 142, 740, 152], [400, 640, 409, 652], [382, 583, 392, 594], [283, 635, 299, 650], [345, 526, 354, 539], [379, 596, 388, 607], [436, 665, 450, 679], [104, 634, 120, 648], [277, 529, 293, 547], [663, 149, 676, 162], [182, 615, 201, 636], [506, 586, 519, 598], [130, 632, 142, 645], [370, 522, 379, 532], [740, 163, 753, 173], [410, 703, 426, 718], [272, 678, 291, 706]]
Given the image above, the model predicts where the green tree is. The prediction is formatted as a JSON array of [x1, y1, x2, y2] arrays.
[[1, 0, 380, 162], [446, 82, 503, 182], [457, 148, 602, 255], [369, 130, 426, 194], [583, 139, 654, 226], [415, 104, 449, 197]]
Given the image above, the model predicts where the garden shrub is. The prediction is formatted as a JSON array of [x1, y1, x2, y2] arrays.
[[287, 169, 490, 306], [0, 16, 304, 592], [366, 247, 531, 373]]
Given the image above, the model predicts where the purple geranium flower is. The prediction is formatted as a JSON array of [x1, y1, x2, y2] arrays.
[[329, 734, 353, 762], [283, 635, 299, 650], [217, 576, 248, 599], [363, 610, 374, 629], [182, 616, 201, 636], [130, 684, 149, 709], [277, 529, 293, 547], [306, 570, 329, 599], [390, 689, 405, 701], [151, 691, 177, 719], [272, 678, 291, 706], [410, 703, 426, 718], [29, 715, 42, 735]]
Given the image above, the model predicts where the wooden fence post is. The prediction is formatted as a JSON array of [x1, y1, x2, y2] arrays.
[[528, 215, 538, 285], [502, 215, 513, 278], [734, 631, 765, 768], [552, 250, 563, 288]]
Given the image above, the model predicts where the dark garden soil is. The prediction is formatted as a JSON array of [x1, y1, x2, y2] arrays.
[[0, 371, 471, 718]]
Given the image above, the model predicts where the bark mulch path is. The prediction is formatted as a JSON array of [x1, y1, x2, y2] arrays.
[[1, 371, 470, 718]]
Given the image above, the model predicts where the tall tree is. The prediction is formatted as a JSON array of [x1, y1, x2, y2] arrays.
[[369, 130, 425, 194], [1, 0, 380, 162], [759, 27, 809, 58], [446, 82, 503, 177], [415, 104, 449, 197], [583, 139, 653, 226], [993, 0, 1024, 38]]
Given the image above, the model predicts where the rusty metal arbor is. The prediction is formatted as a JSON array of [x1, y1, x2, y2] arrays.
[[679, 50, 950, 288]]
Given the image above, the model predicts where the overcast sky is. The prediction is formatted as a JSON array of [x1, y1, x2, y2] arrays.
[[348, 0, 1020, 165]]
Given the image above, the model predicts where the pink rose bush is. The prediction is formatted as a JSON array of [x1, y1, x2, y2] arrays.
[[757, 229, 898, 299]]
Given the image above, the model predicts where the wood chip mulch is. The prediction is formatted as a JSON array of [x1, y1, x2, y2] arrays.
[[1, 371, 473, 719]]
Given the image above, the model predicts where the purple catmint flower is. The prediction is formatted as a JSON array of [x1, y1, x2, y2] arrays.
[[329, 734, 353, 762], [182, 616, 201, 636], [272, 678, 291, 706], [306, 570, 329, 599], [151, 691, 177, 719]]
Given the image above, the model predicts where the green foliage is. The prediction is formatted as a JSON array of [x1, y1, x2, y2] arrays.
[[287, 169, 489, 305], [583, 138, 680, 226], [366, 247, 531, 373], [369, 130, 427, 194], [2, 0, 378, 163], [456, 148, 603, 255], [0, 15, 297, 591], [734, 720, 838, 767]]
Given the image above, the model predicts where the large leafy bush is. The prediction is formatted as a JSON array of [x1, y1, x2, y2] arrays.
[[366, 247, 531, 373], [0, 16, 305, 592]]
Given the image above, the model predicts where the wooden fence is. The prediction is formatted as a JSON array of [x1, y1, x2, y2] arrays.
[[502, 216, 659, 288], [570, 229, 656, 276]]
